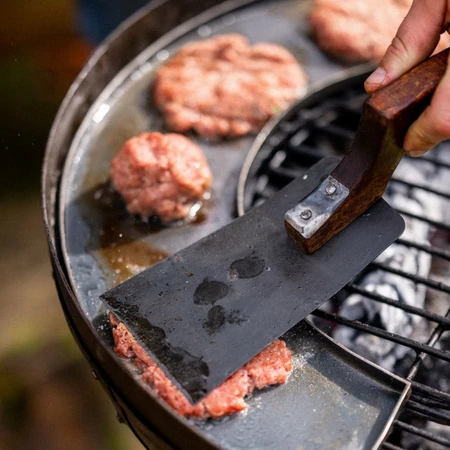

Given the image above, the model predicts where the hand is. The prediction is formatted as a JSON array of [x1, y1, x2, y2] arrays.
[[364, 0, 450, 157]]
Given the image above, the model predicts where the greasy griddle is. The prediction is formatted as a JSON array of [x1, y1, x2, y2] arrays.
[[58, 0, 410, 448]]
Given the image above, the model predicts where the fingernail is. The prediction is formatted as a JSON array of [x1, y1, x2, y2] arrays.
[[407, 150, 426, 158], [365, 67, 387, 87]]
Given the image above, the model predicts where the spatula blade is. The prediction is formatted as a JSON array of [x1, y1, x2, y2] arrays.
[[101, 157, 405, 403]]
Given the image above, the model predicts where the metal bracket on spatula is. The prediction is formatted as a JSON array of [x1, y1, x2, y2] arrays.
[[285, 176, 349, 239]]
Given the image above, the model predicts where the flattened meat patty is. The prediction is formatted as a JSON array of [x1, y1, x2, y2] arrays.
[[153, 34, 307, 138], [110, 314, 292, 419], [309, 0, 450, 62], [110, 132, 212, 223]]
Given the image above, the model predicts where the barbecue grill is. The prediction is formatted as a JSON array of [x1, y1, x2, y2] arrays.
[[42, 0, 450, 448]]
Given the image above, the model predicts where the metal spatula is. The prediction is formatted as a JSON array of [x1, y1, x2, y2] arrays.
[[101, 48, 449, 404]]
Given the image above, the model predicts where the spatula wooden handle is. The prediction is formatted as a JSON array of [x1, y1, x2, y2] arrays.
[[285, 47, 450, 254]]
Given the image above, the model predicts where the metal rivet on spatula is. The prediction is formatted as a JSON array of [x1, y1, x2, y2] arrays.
[[300, 209, 312, 220], [325, 182, 337, 196]]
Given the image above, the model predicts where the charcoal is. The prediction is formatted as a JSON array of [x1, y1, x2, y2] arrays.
[[331, 158, 444, 371]]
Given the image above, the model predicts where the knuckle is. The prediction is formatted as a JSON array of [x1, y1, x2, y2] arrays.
[[388, 34, 415, 61]]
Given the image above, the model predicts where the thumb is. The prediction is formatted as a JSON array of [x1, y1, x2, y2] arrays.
[[365, 0, 446, 94]]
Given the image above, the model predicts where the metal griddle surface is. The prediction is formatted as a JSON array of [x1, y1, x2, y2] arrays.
[[59, 0, 410, 448]]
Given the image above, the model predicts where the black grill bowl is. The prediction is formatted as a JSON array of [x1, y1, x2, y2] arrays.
[[42, 0, 450, 448]]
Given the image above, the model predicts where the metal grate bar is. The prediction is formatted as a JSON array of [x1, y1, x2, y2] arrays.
[[407, 310, 450, 380], [395, 207, 450, 232], [369, 262, 450, 295], [394, 420, 450, 447], [395, 237, 450, 261], [410, 380, 450, 404], [405, 400, 450, 426], [391, 177, 450, 200], [312, 309, 450, 363], [344, 283, 450, 327], [410, 392, 450, 411], [403, 311, 450, 430], [288, 127, 312, 148]]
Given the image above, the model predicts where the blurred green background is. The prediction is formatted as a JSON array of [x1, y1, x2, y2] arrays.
[[0, 1, 144, 448]]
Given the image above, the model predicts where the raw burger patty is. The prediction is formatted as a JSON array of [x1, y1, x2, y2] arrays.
[[308, 0, 450, 62], [110, 132, 212, 223], [153, 33, 307, 138], [110, 313, 292, 419]]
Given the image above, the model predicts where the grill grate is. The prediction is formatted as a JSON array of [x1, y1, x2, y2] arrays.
[[241, 83, 450, 448]]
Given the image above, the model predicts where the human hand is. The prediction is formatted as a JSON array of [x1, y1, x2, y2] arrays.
[[364, 0, 450, 157]]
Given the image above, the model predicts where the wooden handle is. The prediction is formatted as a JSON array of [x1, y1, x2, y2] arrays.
[[286, 48, 450, 254]]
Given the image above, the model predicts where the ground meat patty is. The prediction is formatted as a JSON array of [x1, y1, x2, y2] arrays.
[[308, 0, 450, 62], [110, 314, 292, 419], [110, 132, 212, 222], [153, 34, 307, 138]]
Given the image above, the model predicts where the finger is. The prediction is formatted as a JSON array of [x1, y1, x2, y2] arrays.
[[365, 0, 447, 94], [404, 54, 450, 156]]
